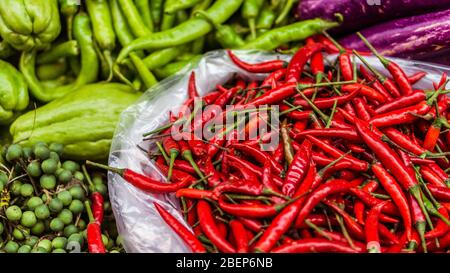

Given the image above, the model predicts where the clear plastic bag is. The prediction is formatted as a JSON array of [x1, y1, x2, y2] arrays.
[[108, 50, 450, 253]]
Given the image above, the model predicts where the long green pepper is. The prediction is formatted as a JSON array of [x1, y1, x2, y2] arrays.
[[241, 18, 339, 50], [165, 0, 203, 14], [59, 0, 80, 40], [116, 0, 244, 64], [118, 0, 152, 37], [19, 12, 99, 102], [129, 53, 158, 90], [242, 0, 265, 40], [135, 0, 155, 31], [111, 0, 135, 47], [37, 40, 80, 65], [86, 0, 116, 81], [150, 0, 164, 28], [143, 46, 185, 70]]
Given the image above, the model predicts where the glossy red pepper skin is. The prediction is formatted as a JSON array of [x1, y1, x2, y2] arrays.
[[372, 163, 412, 241], [294, 179, 353, 228], [293, 88, 361, 109], [293, 129, 361, 143], [271, 238, 360, 253], [386, 62, 413, 95], [342, 84, 385, 103], [323, 200, 364, 240], [176, 188, 215, 200], [339, 53, 353, 82], [231, 143, 284, 175], [91, 192, 104, 224], [227, 50, 286, 73], [197, 200, 236, 253], [354, 180, 379, 224], [352, 97, 371, 121], [261, 68, 286, 88], [420, 166, 447, 188], [369, 101, 431, 127], [374, 91, 426, 115], [87, 222, 106, 253], [427, 184, 450, 202], [283, 140, 312, 197], [286, 43, 323, 82], [354, 119, 419, 192], [365, 201, 387, 253], [408, 71, 427, 84], [230, 220, 249, 253], [154, 203, 206, 253], [218, 197, 286, 218], [188, 71, 199, 98], [359, 65, 393, 102]]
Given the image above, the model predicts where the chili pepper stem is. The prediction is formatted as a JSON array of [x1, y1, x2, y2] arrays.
[[297, 88, 329, 122], [86, 160, 125, 176], [410, 186, 434, 231], [84, 200, 95, 223], [305, 220, 332, 240], [356, 32, 389, 67], [156, 142, 170, 163], [82, 164, 96, 192], [416, 221, 427, 253], [167, 151, 178, 181]]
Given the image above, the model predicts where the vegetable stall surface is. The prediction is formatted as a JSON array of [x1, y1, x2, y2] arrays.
[[91, 34, 450, 253]]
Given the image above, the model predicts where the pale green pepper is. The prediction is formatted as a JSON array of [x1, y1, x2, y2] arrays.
[[0, 59, 29, 125], [10, 83, 140, 160], [0, 0, 61, 51]]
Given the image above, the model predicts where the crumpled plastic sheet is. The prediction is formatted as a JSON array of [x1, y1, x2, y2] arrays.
[[108, 49, 450, 253]]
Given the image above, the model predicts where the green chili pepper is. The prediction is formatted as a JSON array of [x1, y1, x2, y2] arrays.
[[153, 56, 201, 79], [86, 0, 116, 81], [0, 59, 29, 125], [194, 10, 245, 49], [150, 0, 164, 29], [19, 12, 99, 102], [118, 0, 152, 37], [0, 0, 61, 51], [0, 40, 14, 59], [37, 60, 68, 81], [161, 0, 177, 31], [191, 0, 213, 15], [242, 0, 265, 40], [189, 0, 213, 54], [117, 0, 244, 64], [36, 41, 80, 65], [275, 0, 298, 25], [165, 0, 203, 14], [256, 4, 276, 35], [143, 46, 184, 70], [111, 0, 135, 47], [135, 0, 155, 31], [59, 0, 80, 40], [241, 18, 339, 50], [130, 53, 158, 90]]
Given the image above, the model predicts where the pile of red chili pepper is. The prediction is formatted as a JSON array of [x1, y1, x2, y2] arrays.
[[88, 32, 450, 253]]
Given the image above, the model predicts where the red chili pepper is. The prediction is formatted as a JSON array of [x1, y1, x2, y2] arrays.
[[197, 200, 235, 253], [188, 71, 199, 98], [286, 43, 323, 82], [408, 71, 427, 84], [359, 65, 393, 102], [244, 82, 298, 107], [294, 179, 353, 228], [86, 161, 192, 193], [352, 98, 371, 121], [293, 87, 361, 109], [227, 50, 287, 73], [271, 238, 360, 253], [231, 143, 284, 175], [84, 201, 106, 253], [425, 206, 449, 239], [218, 196, 296, 218], [202, 90, 221, 105], [358, 33, 413, 96], [374, 92, 426, 115], [354, 180, 379, 224], [427, 184, 450, 202], [306, 38, 325, 82], [349, 188, 399, 216], [423, 118, 443, 151], [306, 135, 369, 171], [283, 140, 312, 197], [372, 163, 412, 241], [178, 140, 204, 179], [420, 166, 447, 188], [154, 202, 206, 253], [155, 159, 197, 183], [354, 119, 424, 207], [261, 68, 286, 88], [408, 194, 427, 252], [365, 201, 387, 253], [176, 188, 215, 200], [342, 83, 385, 103], [323, 200, 364, 240], [382, 127, 427, 156], [91, 192, 104, 225], [162, 135, 180, 181], [228, 220, 249, 253], [237, 217, 264, 233]]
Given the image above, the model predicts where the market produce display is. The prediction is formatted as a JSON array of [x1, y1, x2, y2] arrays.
[[0, 0, 450, 254], [89, 31, 450, 253], [0, 142, 122, 253]]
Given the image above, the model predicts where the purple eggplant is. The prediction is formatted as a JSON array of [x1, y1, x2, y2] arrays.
[[296, 0, 450, 34], [339, 9, 450, 61]]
